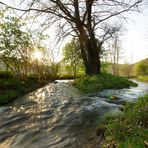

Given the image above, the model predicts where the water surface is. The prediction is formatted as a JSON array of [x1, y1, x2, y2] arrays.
[[0, 80, 148, 148]]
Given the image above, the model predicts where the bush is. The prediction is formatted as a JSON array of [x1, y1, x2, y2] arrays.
[[0, 74, 48, 105], [58, 74, 82, 79], [0, 79, 24, 90], [134, 58, 148, 76], [75, 73, 137, 93], [137, 75, 148, 82], [98, 94, 148, 148], [0, 90, 18, 104], [0, 71, 13, 79], [27, 73, 39, 81]]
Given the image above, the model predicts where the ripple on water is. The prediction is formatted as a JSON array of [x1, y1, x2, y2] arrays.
[[0, 80, 148, 148]]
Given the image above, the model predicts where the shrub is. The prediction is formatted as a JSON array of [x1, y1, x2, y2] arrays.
[[137, 75, 148, 82], [27, 73, 39, 81], [0, 90, 18, 104], [0, 79, 24, 90], [0, 71, 13, 79], [0, 74, 48, 105], [75, 73, 137, 93], [134, 58, 148, 76], [58, 74, 82, 80]]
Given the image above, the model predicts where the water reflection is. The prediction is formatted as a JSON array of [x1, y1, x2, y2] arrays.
[[0, 80, 148, 148]]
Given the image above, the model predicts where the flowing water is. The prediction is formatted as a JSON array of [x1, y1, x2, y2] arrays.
[[0, 80, 148, 148]]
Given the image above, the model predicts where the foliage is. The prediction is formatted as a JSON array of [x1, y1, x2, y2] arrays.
[[0, 78, 26, 94], [62, 39, 84, 77], [0, 12, 33, 77], [0, 71, 50, 105], [137, 75, 148, 83], [101, 62, 111, 73], [27, 73, 39, 81], [75, 73, 137, 93], [0, 9, 51, 79], [0, 71, 13, 79], [134, 58, 148, 76], [57, 74, 83, 80], [119, 64, 133, 77], [0, 90, 18, 104], [49, 62, 60, 77], [98, 94, 148, 148]]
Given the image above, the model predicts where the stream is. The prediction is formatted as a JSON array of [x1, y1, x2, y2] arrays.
[[0, 80, 148, 148]]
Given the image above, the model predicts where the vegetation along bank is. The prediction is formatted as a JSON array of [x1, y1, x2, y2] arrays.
[[97, 94, 148, 148]]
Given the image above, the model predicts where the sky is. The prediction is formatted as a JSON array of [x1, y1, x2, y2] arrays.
[[1, 0, 148, 64], [121, 4, 148, 64]]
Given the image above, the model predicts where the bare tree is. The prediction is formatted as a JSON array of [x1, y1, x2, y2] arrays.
[[108, 35, 122, 76], [0, 0, 142, 75]]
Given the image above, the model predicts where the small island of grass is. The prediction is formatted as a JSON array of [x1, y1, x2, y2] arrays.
[[74, 73, 137, 93]]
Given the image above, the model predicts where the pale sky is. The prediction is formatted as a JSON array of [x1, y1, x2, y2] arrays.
[[121, 4, 148, 64]]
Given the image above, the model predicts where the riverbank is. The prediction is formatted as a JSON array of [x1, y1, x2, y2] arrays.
[[0, 72, 51, 105], [97, 93, 148, 148], [74, 73, 137, 93]]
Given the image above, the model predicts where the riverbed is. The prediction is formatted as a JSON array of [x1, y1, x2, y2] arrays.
[[0, 80, 148, 148]]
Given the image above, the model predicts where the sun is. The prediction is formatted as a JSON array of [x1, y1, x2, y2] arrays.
[[33, 50, 43, 61]]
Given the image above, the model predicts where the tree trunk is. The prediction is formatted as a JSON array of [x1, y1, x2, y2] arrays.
[[79, 39, 101, 75], [78, 26, 101, 75], [86, 39, 101, 75]]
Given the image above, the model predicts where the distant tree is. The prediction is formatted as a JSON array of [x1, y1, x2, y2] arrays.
[[134, 58, 148, 76], [62, 39, 83, 77], [119, 64, 133, 77], [101, 62, 111, 73], [107, 34, 123, 76]]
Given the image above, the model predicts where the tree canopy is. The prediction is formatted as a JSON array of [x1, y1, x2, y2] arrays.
[[0, 0, 143, 75], [0, 12, 32, 76]]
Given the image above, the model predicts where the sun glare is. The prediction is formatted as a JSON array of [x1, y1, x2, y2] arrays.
[[33, 50, 43, 61]]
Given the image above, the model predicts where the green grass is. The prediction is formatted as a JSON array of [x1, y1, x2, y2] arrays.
[[97, 94, 148, 148], [137, 75, 148, 83], [0, 90, 18, 104], [74, 73, 137, 93]]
